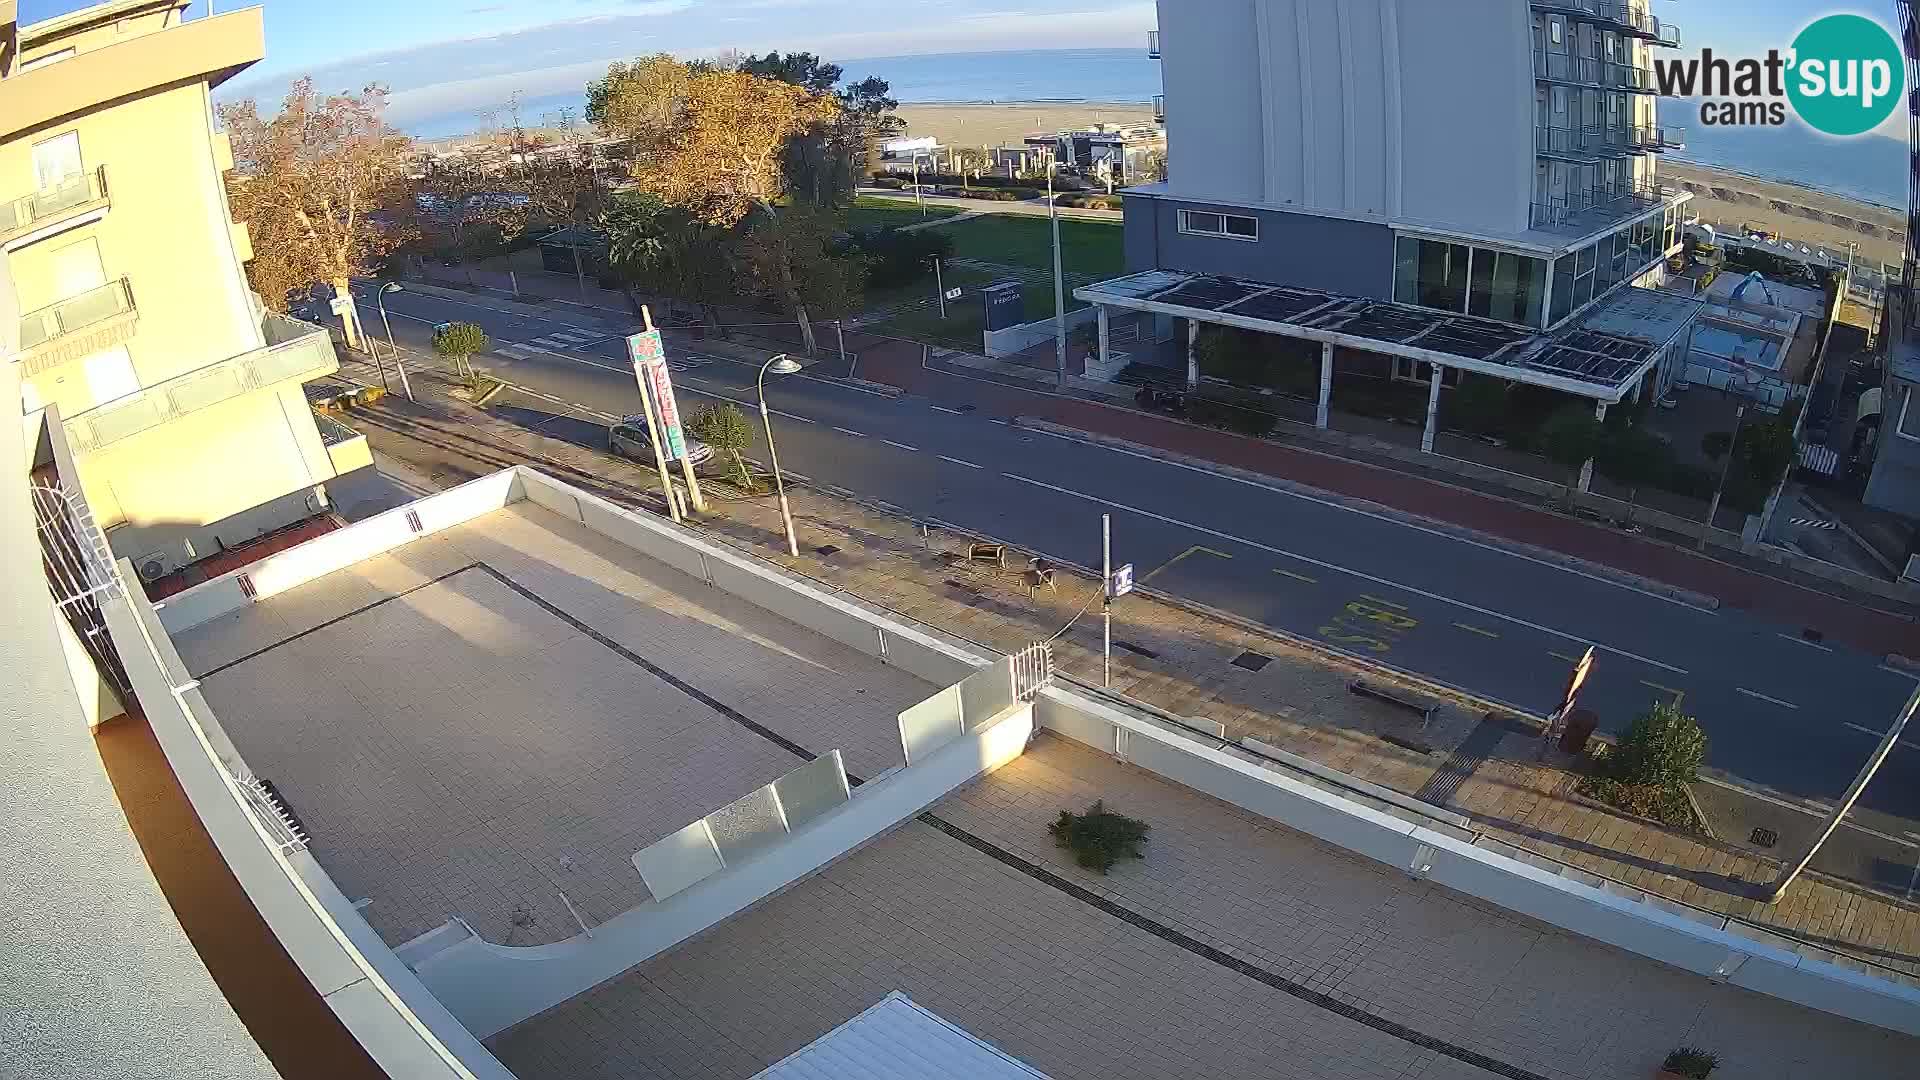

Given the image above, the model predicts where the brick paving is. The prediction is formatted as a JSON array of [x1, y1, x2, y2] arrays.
[[329, 352, 1920, 980], [490, 737, 1920, 1080]]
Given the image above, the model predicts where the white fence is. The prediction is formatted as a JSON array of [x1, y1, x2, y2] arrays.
[[634, 752, 852, 902], [983, 305, 1097, 358]]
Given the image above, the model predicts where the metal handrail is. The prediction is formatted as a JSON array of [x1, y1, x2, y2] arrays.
[[1655, 18, 1681, 47], [1609, 61, 1659, 91], [1147, 29, 1159, 58], [1152, 94, 1165, 121], [1534, 49, 1605, 85], [17, 276, 134, 351], [0, 165, 108, 242]]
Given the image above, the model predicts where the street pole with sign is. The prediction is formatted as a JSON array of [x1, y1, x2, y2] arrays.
[[1101, 514, 1135, 690], [934, 257, 946, 319], [626, 328, 682, 523], [1543, 646, 1595, 752], [639, 307, 706, 514]]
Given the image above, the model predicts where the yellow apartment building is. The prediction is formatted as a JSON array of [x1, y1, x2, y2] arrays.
[[1, 0, 364, 585]]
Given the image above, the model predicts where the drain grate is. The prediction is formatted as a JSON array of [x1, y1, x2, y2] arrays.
[[815, 544, 841, 556], [1113, 640, 1159, 659], [1231, 650, 1273, 672], [1751, 827, 1779, 848]]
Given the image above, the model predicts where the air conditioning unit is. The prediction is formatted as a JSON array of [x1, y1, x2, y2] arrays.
[[136, 553, 172, 583]]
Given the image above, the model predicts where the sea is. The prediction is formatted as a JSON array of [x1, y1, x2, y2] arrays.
[[408, 47, 1907, 211]]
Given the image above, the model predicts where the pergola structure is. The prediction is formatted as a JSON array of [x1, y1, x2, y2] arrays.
[[1075, 270, 1700, 475]]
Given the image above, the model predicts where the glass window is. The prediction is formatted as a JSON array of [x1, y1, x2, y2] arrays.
[[1225, 215, 1257, 239], [1575, 244, 1596, 278], [1393, 236, 1420, 304], [1417, 239, 1470, 311], [1549, 255, 1574, 326], [1595, 233, 1617, 288], [1550, 18, 1563, 46], [33, 132, 82, 191], [1574, 266, 1595, 310], [1468, 248, 1497, 318], [1180, 210, 1223, 235], [1482, 251, 1547, 327]]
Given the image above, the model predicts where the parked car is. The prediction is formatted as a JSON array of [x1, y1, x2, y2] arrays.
[[609, 415, 715, 470]]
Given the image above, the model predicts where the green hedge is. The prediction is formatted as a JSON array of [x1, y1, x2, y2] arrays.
[[1057, 193, 1124, 210], [869, 176, 907, 190]]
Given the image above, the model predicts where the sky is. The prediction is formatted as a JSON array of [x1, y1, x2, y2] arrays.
[[13, 1, 1907, 132]]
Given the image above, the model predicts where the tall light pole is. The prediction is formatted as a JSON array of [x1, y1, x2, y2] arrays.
[[1049, 166, 1067, 389], [376, 282, 414, 402], [912, 155, 927, 218], [758, 353, 804, 558], [1769, 683, 1920, 901]]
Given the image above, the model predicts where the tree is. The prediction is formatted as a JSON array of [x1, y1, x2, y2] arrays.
[[737, 204, 864, 354], [221, 78, 415, 346], [1700, 430, 1733, 462], [1539, 406, 1604, 502], [602, 192, 736, 334], [1607, 701, 1707, 792], [433, 322, 489, 379], [687, 403, 756, 489], [1595, 426, 1674, 527], [1730, 412, 1797, 513], [738, 53, 903, 205]]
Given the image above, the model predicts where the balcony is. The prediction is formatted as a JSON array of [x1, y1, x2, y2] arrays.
[[1534, 49, 1606, 86], [1531, 177, 1667, 234], [312, 410, 373, 476], [62, 312, 340, 455], [1531, 1, 1668, 43], [1153, 94, 1165, 122], [1655, 19, 1680, 48], [17, 277, 136, 374], [1147, 30, 1159, 59], [1654, 124, 1685, 150], [0, 165, 109, 247], [1608, 61, 1659, 92]]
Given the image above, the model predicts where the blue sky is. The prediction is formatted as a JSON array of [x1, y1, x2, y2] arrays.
[[14, 1, 1904, 130]]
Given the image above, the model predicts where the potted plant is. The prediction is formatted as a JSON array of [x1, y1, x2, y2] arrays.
[[1660, 1047, 1719, 1079]]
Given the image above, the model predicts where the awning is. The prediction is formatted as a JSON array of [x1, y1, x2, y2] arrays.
[[753, 993, 1054, 1080]]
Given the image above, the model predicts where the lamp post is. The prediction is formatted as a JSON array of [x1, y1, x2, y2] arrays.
[[758, 353, 804, 557], [1048, 166, 1067, 389], [912, 155, 927, 218], [376, 282, 414, 402], [1700, 403, 1745, 547]]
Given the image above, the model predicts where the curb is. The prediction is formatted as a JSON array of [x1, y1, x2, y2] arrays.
[[1012, 417, 1724, 612]]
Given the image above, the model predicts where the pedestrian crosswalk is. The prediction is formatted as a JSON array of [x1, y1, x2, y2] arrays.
[[495, 344, 534, 359], [528, 328, 610, 351]]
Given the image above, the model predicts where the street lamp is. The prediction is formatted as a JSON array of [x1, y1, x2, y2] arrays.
[[375, 282, 414, 402], [758, 353, 804, 557]]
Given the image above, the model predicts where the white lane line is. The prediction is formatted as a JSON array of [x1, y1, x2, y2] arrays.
[[939, 455, 984, 469], [1881, 663, 1919, 680], [1018, 423, 1713, 613], [835, 427, 867, 438], [1735, 687, 1799, 710], [669, 383, 812, 423], [931, 405, 966, 415], [1001, 471, 1688, 675], [1777, 632, 1833, 652], [882, 439, 920, 452], [986, 418, 1008, 426], [1842, 721, 1920, 751]]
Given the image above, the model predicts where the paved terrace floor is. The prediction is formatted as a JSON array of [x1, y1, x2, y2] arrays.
[[492, 736, 1920, 1080], [173, 503, 932, 947]]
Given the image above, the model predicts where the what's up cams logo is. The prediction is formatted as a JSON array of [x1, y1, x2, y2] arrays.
[[1652, 13, 1904, 136]]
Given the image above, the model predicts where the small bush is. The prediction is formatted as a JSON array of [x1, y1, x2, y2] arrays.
[[848, 227, 955, 287], [1662, 1047, 1720, 1079], [1057, 193, 1124, 210], [1186, 392, 1277, 437], [1049, 800, 1149, 874], [1578, 702, 1707, 831], [869, 176, 907, 190]]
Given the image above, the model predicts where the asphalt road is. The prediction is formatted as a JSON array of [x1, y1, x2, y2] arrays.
[[349, 283, 1920, 869]]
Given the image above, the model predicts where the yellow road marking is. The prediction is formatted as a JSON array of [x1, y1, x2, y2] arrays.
[[1273, 568, 1318, 584], [1140, 545, 1232, 584], [1453, 622, 1500, 639], [1358, 593, 1407, 610], [1640, 680, 1685, 705]]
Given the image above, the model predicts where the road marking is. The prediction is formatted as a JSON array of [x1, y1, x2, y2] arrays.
[[1454, 622, 1500, 639], [882, 439, 920, 452], [835, 427, 867, 438], [1842, 721, 1920, 751], [1736, 687, 1799, 710], [986, 418, 1008, 426], [1016, 424, 1715, 613], [1548, 650, 1578, 663], [1881, 663, 1919, 680], [1640, 680, 1685, 705], [1777, 632, 1833, 652], [931, 405, 966, 415], [939, 455, 983, 469], [1140, 545, 1232, 585], [1695, 774, 1920, 848], [1000, 472, 1687, 675], [1358, 594, 1407, 611], [1273, 568, 1317, 584]]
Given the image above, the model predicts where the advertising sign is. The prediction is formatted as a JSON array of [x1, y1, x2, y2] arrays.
[[1108, 563, 1135, 600], [627, 330, 687, 460]]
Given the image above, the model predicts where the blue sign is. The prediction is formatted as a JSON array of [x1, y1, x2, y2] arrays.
[[1108, 563, 1134, 599]]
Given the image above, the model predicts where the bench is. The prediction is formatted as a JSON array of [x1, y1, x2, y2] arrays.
[[1349, 679, 1438, 731]]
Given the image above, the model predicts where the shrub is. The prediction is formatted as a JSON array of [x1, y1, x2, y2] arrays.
[[687, 403, 756, 489], [1578, 702, 1707, 830], [1187, 391, 1277, 437], [1057, 193, 1124, 210], [1049, 800, 1149, 874], [869, 176, 907, 190], [1662, 1047, 1720, 1079], [432, 321, 489, 377], [848, 227, 955, 288], [1444, 375, 1511, 436]]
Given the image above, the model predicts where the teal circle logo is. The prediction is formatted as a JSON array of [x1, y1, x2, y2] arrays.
[[1786, 14, 1904, 136]]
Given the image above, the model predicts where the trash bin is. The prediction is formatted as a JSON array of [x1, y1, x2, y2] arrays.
[[1560, 708, 1599, 753]]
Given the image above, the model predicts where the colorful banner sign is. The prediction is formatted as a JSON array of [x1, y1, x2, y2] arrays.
[[626, 330, 687, 460]]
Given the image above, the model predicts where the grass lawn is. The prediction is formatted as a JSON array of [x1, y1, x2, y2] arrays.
[[845, 196, 960, 231], [926, 214, 1124, 279], [873, 279, 1084, 352]]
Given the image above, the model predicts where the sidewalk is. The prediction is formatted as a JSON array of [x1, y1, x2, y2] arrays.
[[326, 352, 1920, 987], [839, 336, 1920, 660]]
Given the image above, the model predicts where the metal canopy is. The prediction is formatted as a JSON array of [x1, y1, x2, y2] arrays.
[[1076, 270, 1678, 401]]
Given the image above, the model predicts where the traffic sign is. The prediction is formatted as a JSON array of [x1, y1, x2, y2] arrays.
[[1107, 563, 1135, 599], [945, 287, 964, 301]]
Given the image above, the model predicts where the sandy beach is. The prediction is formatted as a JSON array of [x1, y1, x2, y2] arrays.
[[894, 103, 1906, 269]]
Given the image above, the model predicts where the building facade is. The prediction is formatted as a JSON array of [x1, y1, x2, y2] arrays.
[[1, 0, 350, 585], [1129, 0, 1685, 331]]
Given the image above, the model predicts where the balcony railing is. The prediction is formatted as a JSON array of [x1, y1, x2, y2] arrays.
[[1654, 124, 1685, 150], [1608, 61, 1659, 92], [1655, 19, 1680, 48], [1534, 49, 1606, 85], [1147, 30, 1159, 58], [0, 166, 110, 247], [1531, 1, 1667, 42], [1153, 94, 1165, 122], [1530, 177, 1667, 233], [62, 312, 340, 455], [18, 277, 135, 355]]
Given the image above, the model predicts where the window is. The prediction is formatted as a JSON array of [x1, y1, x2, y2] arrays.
[[33, 132, 82, 192], [1549, 254, 1574, 326], [1412, 238, 1470, 311], [1178, 209, 1257, 241], [1549, 18, 1564, 46], [1393, 357, 1462, 388]]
